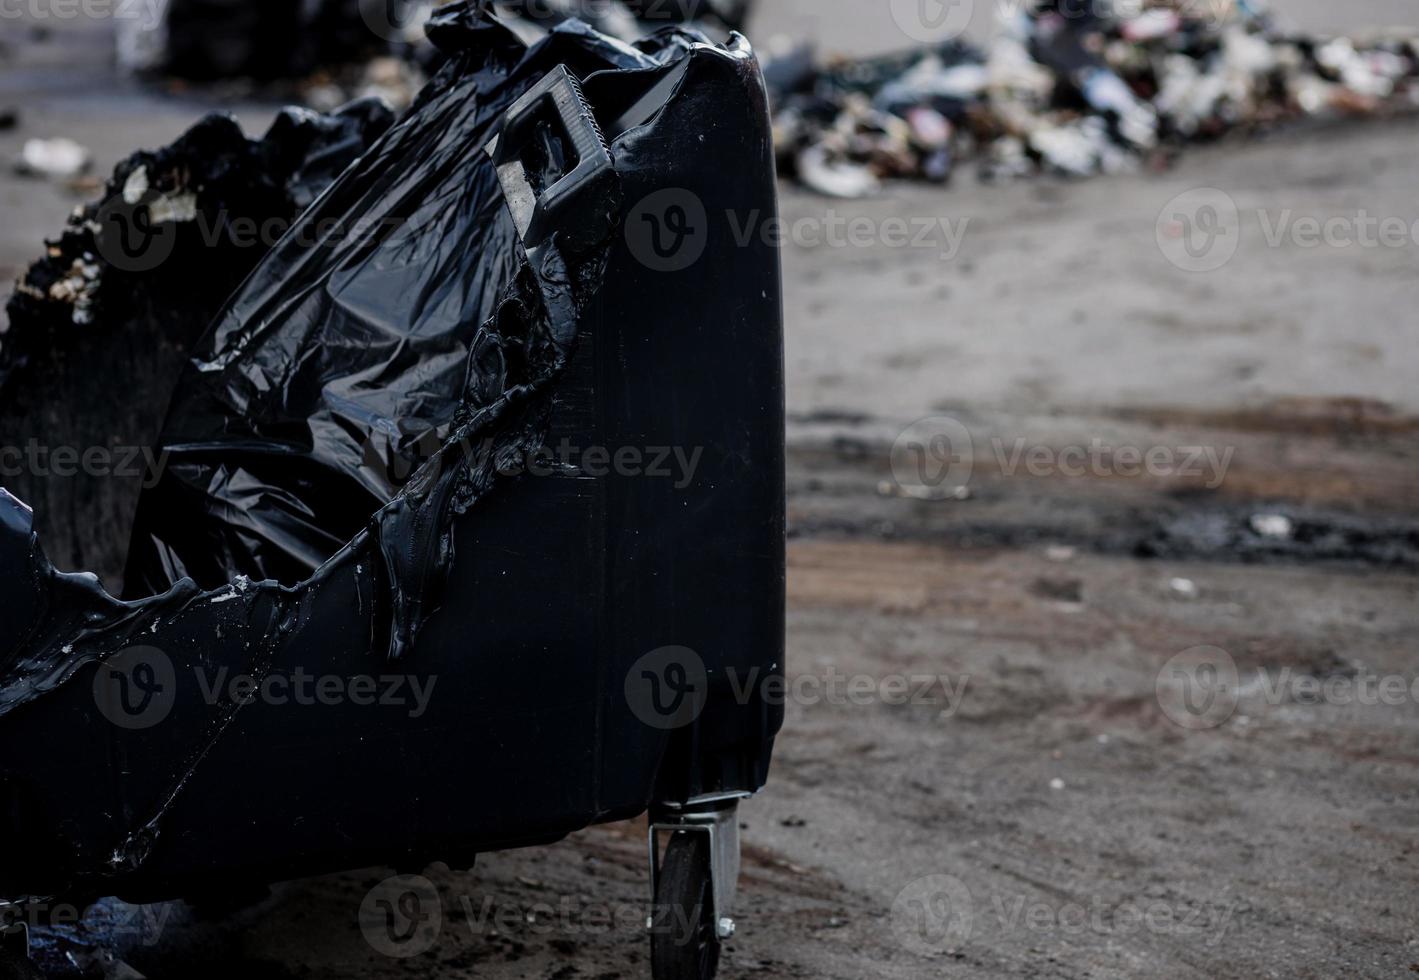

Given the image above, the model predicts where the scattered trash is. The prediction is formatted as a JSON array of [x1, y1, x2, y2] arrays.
[[1140, 511, 1419, 569], [1049, 777, 1066, 791], [763, 0, 1419, 194], [1045, 544, 1077, 562], [15, 137, 91, 179], [1169, 577, 1199, 598], [6, 97, 392, 369], [878, 479, 970, 501], [1250, 513, 1295, 540]]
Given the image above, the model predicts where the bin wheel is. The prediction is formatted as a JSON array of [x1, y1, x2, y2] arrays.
[[651, 831, 721, 980]]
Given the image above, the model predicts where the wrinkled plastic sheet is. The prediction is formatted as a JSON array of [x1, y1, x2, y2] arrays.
[[765, 0, 1419, 194], [0, 3, 699, 715]]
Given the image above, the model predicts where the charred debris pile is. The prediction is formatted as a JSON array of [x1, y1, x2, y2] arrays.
[[763, 0, 1419, 196]]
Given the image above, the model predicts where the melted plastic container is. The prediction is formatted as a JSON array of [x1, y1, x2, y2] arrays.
[[0, 4, 783, 909]]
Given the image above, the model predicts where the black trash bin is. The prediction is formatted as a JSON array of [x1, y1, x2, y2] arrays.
[[0, 7, 783, 979]]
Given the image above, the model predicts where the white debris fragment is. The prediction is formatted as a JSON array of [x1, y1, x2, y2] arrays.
[[148, 190, 199, 224], [122, 165, 150, 205], [18, 137, 91, 179], [46, 257, 102, 325], [1250, 514, 1295, 540], [1049, 778, 1066, 791], [1318, 38, 1394, 98], [1121, 9, 1181, 43], [1169, 577, 1199, 598], [796, 144, 881, 199], [1030, 124, 1102, 177], [903, 483, 971, 501], [118, 163, 199, 222]]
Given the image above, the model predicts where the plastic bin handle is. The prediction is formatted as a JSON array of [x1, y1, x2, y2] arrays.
[[488, 65, 617, 251]]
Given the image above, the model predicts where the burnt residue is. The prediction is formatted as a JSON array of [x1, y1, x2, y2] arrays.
[[0, 100, 393, 591], [3, 99, 394, 380], [786, 444, 1419, 570], [789, 501, 1419, 572], [1134, 510, 1419, 569]]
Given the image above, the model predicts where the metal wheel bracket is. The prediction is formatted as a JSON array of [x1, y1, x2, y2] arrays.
[[647, 793, 747, 941]]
